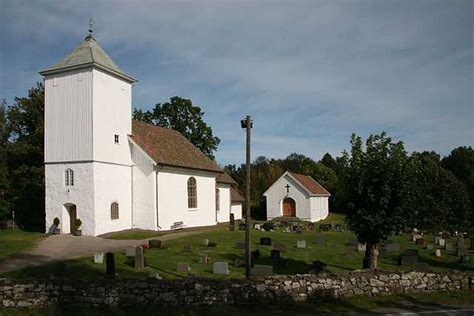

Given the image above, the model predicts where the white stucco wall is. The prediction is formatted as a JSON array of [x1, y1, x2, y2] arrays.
[[44, 69, 93, 162], [310, 196, 329, 222], [93, 162, 133, 236], [264, 174, 312, 221], [216, 184, 231, 223], [45, 163, 95, 235], [157, 167, 217, 230], [230, 203, 242, 220], [130, 141, 157, 230], [92, 69, 133, 166]]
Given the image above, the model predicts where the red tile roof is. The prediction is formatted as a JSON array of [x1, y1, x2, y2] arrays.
[[230, 187, 245, 203], [289, 172, 330, 196], [130, 120, 222, 173]]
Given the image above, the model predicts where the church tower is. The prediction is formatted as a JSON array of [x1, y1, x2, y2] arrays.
[[40, 30, 136, 236]]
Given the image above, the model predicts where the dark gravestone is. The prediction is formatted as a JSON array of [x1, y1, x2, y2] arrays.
[[229, 213, 235, 231], [239, 222, 246, 230], [414, 262, 430, 272], [106, 252, 116, 277], [270, 249, 281, 260], [311, 261, 327, 273], [148, 239, 161, 248], [251, 264, 273, 277], [415, 238, 425, 246], [251, 249, 261, 259], [315, 235, 325, 246], [260, 237, 272, 246], [460, 254, 471, 264], [335, 224, 342, 232], [236, 241, 246, 249], [399, 250, 418, 266], [457, 247, 468, 257], [182, 245, 192, 253], [319, 224, 330, 232], [234, 258, 246, 267]]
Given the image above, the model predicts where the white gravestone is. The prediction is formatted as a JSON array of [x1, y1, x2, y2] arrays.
[[213, 262, 230, 275], [297, 240, 307, 249], [94, 252, 104, 264]]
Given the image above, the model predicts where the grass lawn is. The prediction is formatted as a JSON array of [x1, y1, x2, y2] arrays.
[[2, 291, 474, 315], [102, 229, 167, 240], [3, 213, 473, 280], [0, 229, 45, 260]]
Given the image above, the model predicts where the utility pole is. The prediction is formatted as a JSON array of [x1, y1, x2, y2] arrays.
[[241, 115, 253, 278]]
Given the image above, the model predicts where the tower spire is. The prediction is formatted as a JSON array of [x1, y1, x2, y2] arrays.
[[88, 18, 94, 36]]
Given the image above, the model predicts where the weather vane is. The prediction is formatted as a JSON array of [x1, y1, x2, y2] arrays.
[[89, 18, 94, 35]]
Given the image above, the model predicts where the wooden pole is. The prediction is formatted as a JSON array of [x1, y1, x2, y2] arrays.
[[242, 115, 252, 278]]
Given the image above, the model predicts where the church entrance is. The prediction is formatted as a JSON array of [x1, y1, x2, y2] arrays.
[[65, 204, 77, 234], [282, 198, 296, 217]]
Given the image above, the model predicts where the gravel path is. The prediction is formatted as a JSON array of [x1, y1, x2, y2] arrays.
[[0, 229, 215, 273]]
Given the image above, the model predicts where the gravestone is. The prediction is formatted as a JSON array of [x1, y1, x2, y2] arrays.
[[282, 227, 291, 233], [135, 246, 145, 269], [94, 252, 104, 264], [415, 238, 425, 246], [234, 258, 246, 267], [149, 272, 162, 280], [251, 264, 273, 276], [456, 238, 465, 248], [399, 250, 418, 266], [239, 222, 246, 230], [198, 253, 211, 264], [426, 244, 434, 250], [434, 236, 440, 244], [273, 243, 287, 252], [260, 237, 272, 246], [254, 223, 261, 230], [438, 238, 446, 247], [311, 260, 327, 273], [315, 235, 325, 246], [414, 262, 430, 272], [319, 224, 330, 232], [412, 234, 423, 242], [182, 245, 192, 253], [236, 241, 246, 249], [125, 247, 135, 257], [213, 262, 230, 275], [335, 224, 342, 232], [297, 240, 307, 249], [229, 213, 235, 231], [270, 249, 281, 260], [358, 243, 366, 252], [149, 239, 161, 249], [251, 249, 261, 259], [106, 252, 116, 277], [435, 249, 441, 257], [177, 262, 191, 273], [460, 254, 471, 264], [456, 247, 468, 257], [202, 239, 210, 246], [445, 243, 453, 251]]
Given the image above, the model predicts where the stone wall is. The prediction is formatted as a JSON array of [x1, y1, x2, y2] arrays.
[[1, 271, 473, 309]]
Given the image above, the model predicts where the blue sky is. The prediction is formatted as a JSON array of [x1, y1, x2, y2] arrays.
[[1, 0, 472, 165]]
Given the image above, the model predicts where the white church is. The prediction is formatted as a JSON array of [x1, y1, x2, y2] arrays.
[[40, 33, 243, 236]]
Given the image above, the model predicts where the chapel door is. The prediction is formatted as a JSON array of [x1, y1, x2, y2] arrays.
[[69, 205, 77, 234], [283, 198, 296, 217]]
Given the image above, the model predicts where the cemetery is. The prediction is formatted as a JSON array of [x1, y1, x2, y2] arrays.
[[2, 213, 473, 281]]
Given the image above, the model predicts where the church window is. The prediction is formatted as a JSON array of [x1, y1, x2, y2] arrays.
[[114, 134, 120, 144], [111, 202, 119, 219], [187, 177, 197, 208], [65, 169, 74, 186], [216, 188, 220, 212]]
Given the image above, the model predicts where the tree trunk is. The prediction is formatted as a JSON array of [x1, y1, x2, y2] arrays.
[[363, 241, 373, 269]]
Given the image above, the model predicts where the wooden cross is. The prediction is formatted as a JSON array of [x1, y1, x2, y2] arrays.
[[285, 184, 290, 193]]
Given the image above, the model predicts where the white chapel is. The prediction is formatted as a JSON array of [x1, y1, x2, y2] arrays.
[[40, 33, 242, 236]]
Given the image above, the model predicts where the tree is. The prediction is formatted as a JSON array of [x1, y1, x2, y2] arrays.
[[133, 96, 220, 160], [442, 146, 474, 203], [4, 83, 45, 229], [321, 153, 337, 170], [344, 132, 409, 270], [0, 100, 11, 220]]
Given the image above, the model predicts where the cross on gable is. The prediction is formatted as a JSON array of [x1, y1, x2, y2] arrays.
[[285, 184, 290, 193]]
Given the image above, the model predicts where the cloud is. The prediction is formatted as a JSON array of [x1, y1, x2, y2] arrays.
[[1, 0, 472, 164]]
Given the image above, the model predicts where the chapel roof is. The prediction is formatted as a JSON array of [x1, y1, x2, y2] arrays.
[[130, 120, 222, 173], [288, 172, 331, 196], [230, 187, 245, 203], [39, 35, 136, 83], [216, 172, 237, 185]]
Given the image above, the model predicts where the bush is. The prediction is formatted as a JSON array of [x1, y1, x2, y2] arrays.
[[53, 217, 60, 227], [262, 222, 276, 231], [75, 218, 82, 229]]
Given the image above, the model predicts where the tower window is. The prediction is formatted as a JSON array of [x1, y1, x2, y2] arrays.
[[187, 177, 197, 209], [111, 202, 119, 219], [114, 135, 120, 144], [65, 169, 74, 186]]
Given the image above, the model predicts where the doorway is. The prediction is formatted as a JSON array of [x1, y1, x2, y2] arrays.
[[282, 198, 296, 217]]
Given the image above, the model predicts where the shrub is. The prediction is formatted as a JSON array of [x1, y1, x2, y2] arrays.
[[75, 218, 82, 229], [262, 222, 276, 231], [53, 217, 60, 227]]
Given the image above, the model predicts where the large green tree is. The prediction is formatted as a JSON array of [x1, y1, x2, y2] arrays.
[[4, 83, 45, 229], [344, 132, 409, 269], [442, 146, 474, 203], [133, 97, 220, 160], [0, 100, 11, 220]]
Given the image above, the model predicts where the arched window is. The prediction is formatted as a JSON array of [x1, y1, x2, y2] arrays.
[[111, 202, 119, 219], [65, 169, 74, 186], [187, 177, 197, 208], [216, 188, 220, 212]]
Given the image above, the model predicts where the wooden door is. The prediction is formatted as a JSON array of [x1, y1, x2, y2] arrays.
[[69, 205, 77, 234], [283, 198, 296, 217]]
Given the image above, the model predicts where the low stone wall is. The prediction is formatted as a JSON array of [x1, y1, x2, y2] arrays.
[[1, 271, 473, 308]]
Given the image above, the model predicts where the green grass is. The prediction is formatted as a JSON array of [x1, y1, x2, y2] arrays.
[[103, 230, 166, 240], [0, 229, 45, 260], [2, 213, 473, 280], [2, 291, 473, 315]]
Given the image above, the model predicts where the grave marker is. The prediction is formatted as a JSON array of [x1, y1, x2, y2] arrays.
[[234, 258, 246, 267], [415, 238, 425, 246], [435, 249, 441, 257], [236, 241, 246, 249], [198, 253, 211, 264], [260, 237, 272, 246], [445, 243, 453, 251], [270, 249, 281, 260], [273, 243, 287, 252], [135, 246, 145, 269], [177, 262, 191, 273], [426, 244, 434, 250], [106, 252, 116, 277], [438, 238, 446, 247], [229, 213, 235, 231], [251, 264, 273, 276], [213, 262, 230, 275], [94, 252, 104, 264], [182, 245, 193, 253], [202, 239, 209, 246], [399, 250, 418, 266], [414, 262, 430, 272], [297, 240, 307, 249], [358, 243, 366, 252], [315, 235, 325, 246], [148, 239, 161, 249]]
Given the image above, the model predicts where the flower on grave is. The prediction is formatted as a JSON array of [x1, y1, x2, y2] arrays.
[[143, 243, 150, 249]]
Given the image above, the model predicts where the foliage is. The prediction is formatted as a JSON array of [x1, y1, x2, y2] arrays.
[[133, 96, 220, 160], [442, 146, 474, 203], [75, 219, 82, 229], [2, 83, 45, 230], [53, 217, 60, 227], [0, 100, 11, 220]]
